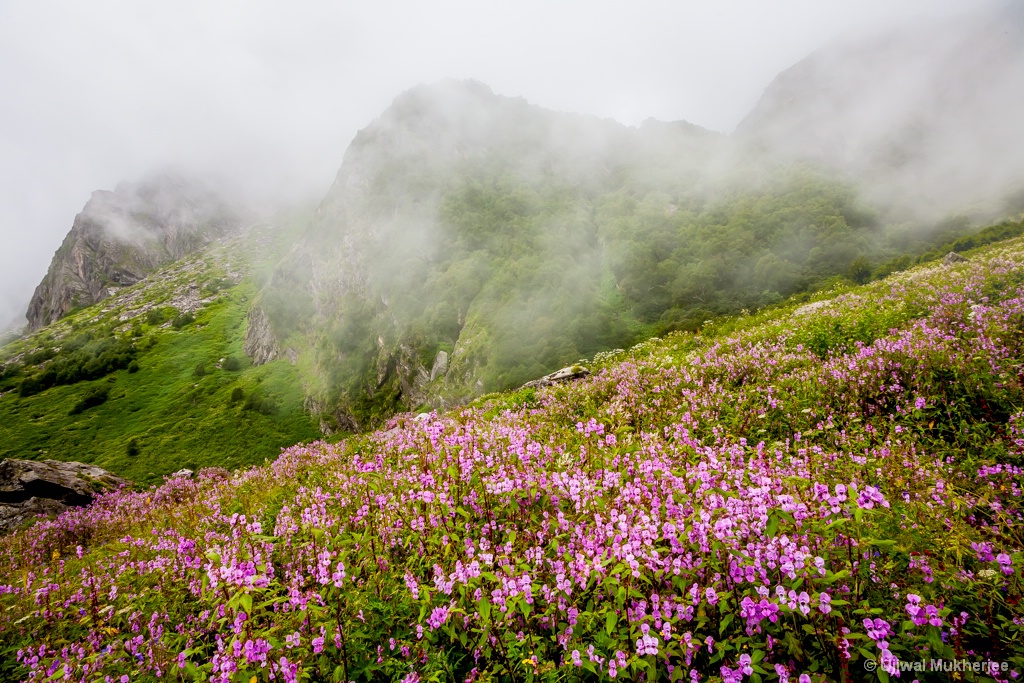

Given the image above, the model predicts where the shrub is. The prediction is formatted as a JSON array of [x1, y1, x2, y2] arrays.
[[229, 387, 245, 404], [193, 363, 207, 378], [127, 361, 140, 374], [21, 347, 57, 366], [221, 356, 242, 372], [68, 386, 109, 415], [145, 308, 166, 325], [125, 438, 140, 457], [848, 255, 872, 284], [16, 337, 137, 396], [171, 312, 195, 329], [243, 391, 277, 415]]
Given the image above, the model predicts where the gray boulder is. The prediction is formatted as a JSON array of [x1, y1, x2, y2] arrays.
[[429, 350, 449, 382], [0, 459, 128, 534], [943, 251, 968, 266], [522, 365, 591, 389]]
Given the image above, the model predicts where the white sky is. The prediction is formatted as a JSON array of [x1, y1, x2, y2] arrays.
[[0, 0, 979, 330]]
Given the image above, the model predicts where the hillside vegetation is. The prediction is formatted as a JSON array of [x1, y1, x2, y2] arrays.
[[2, 234, 1022, 681], [274, 81, 1024, 433], [0, 226, 319, 484]]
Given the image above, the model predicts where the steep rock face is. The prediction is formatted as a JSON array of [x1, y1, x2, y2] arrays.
[[267, 80, 723, 430], [243, 306, 280, 365], [26, 174, 238, 331], [737, 4, 1024, 218], [0, 459, 128, 534]]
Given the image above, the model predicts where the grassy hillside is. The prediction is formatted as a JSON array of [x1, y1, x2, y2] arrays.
[[281, 82, 1024, 431], [0, 226, 319, 484], [2, 234, 1022, 681]]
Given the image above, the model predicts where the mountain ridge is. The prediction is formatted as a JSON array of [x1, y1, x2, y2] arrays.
[[736, 3, 1024, 218], [13, 3, 1024, 448], [25, 173, 241, 331]]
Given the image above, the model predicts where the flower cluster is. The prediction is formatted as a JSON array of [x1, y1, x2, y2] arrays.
[[1, 242, 1023, 681]]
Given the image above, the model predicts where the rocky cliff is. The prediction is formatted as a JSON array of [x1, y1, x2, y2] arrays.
[[243, 306, 281, 366], [26, 173, 239, 330], [261, 79, 725, 431]]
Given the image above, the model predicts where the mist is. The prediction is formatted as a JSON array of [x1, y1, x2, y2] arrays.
[[737, 2, 1024, 221], [0, 0, 984, 332]]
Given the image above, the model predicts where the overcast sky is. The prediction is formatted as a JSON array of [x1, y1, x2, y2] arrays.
[[0, 0, 980, 330]]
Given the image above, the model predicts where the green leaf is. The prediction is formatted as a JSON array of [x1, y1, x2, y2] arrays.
[[605, 610, 617, 636], [766, 512, 781, 538], [240, 593, 253, 614], [478, 598, 491, 622]]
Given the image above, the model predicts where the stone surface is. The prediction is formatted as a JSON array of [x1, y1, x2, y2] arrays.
[[243, 306, 280, 365], [0, 459, 129, 534], [522, 365, 591, 389], [26, 174, 238, 331], [943, 251, 968, 266], [429, 350, 449, 382]]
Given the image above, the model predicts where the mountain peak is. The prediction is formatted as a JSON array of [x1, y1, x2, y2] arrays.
[[25, 175, 240, 330]]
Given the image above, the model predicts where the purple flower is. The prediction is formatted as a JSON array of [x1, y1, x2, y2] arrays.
[[427, 605, 449, 629], [972, 542, 995, 562], [819, 592, 832, 615]]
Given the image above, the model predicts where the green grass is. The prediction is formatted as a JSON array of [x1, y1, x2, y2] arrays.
[[0, 276, 319, 486]]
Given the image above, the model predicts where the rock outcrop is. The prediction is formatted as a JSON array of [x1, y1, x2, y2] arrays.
[[243, 306, 280, 365], [0, 459, 129, 534], [521, 365, 591, 389], [943, 251, 968, 266], [26, 173, 238, 331], [429, 350, 449, 382]]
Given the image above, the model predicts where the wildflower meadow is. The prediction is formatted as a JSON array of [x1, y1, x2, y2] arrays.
[[2, 241, 1023, 682]]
